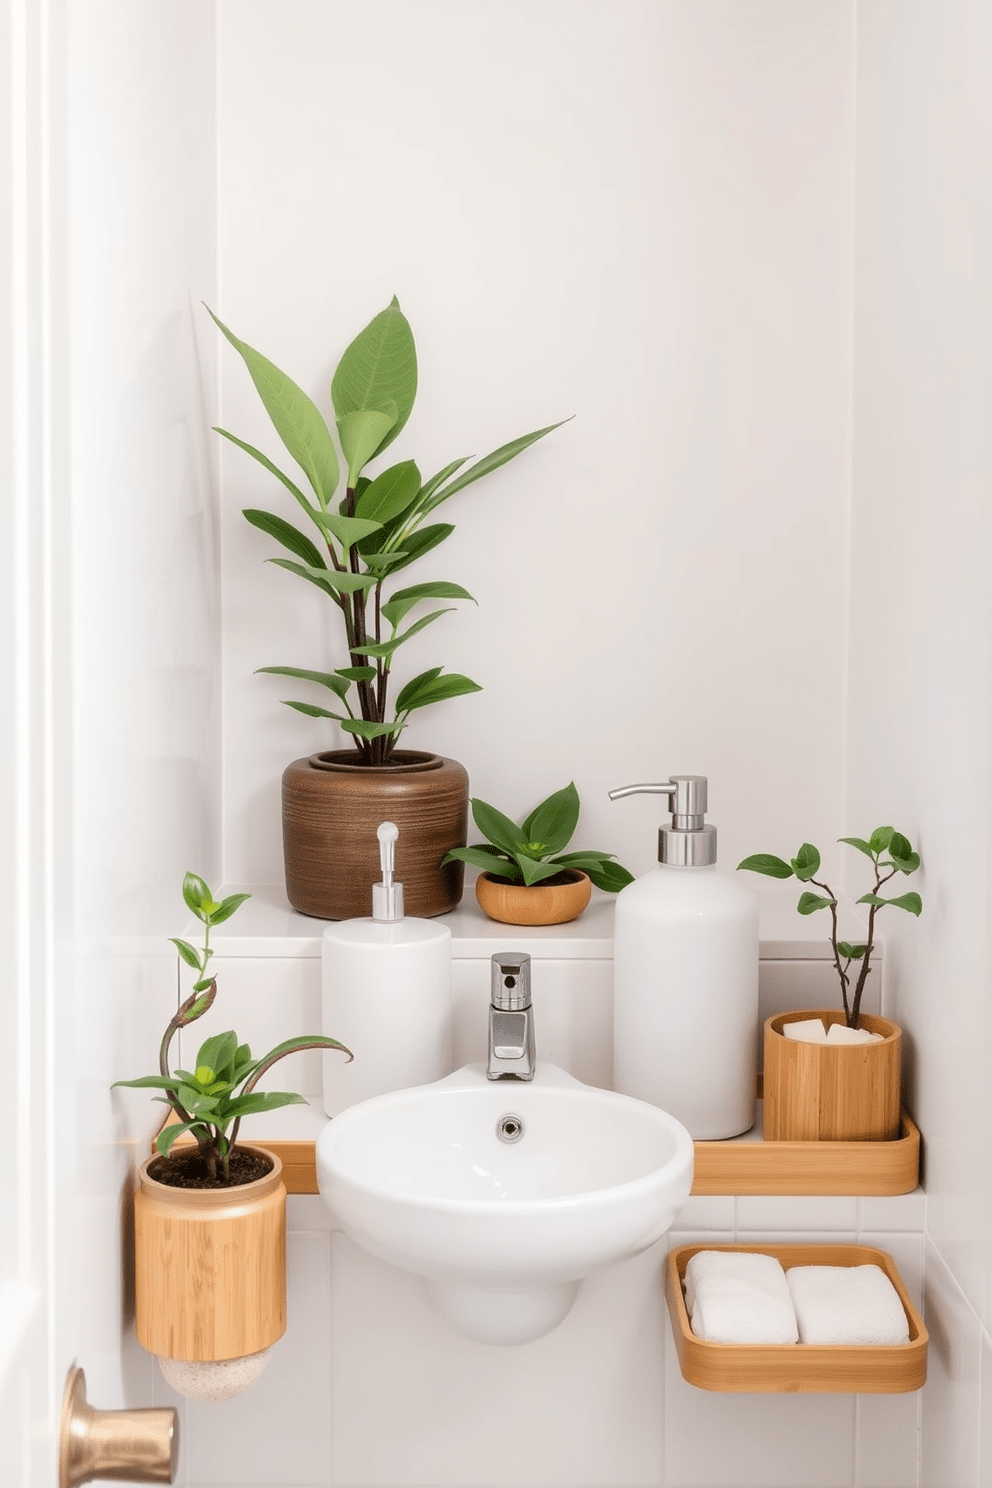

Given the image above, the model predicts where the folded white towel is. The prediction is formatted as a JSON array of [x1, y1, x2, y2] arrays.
[[825, 1022, 883, 1044], [783, 1018, 829, 1042], [786, 1264, 909, 1345], [684, 1250, 799, 1345]]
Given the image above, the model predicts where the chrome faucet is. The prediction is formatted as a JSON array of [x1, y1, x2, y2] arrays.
[[487, 952, 536, 1081]]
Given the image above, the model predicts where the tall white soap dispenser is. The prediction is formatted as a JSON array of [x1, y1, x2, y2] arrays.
[[321, 821, 452, 1117], [609, 776, 758, 1139]]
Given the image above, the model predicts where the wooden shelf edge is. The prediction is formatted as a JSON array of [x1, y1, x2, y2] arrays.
[[691, 1106, 920, 1197], [665, 1243, 928, 1394], [157, 1108, 921, 1200]]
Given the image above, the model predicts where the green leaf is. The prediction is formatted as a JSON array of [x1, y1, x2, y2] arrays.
[[369, 522, 454, 574], [796, 891, 835, 915], [888, 831, 912, 860], [837, 942, 868, 960], [417, 457, 470, 505], [382, 582, 475, 629], [889, 849, 921, 874], [266, 558, 341, 599], [196, 1031, 239, 1078], [170, 938, 202, 970], [736, 854, 793, 879], [838, 836, 874, 857], [869, 825, 895, 853], [518, 855, 567, 887], [257, 666, 350, 701], [521, 782, 580, 855], [242, 508, 327, 569], [394, 670, 482, 715], [215, 429, 319, 522], [311, 509, 383, 550], [156, 1121, 203, 1157], [282, 700, 345, 720], [182, 872, 213, 919], [581, 858, 635, 892], [207, 307, 340, 507], [355, 460, 422, 524], [111, 1075, 182, 1091], [423, 419, 570, 510], [858, 891, 923, 916], [335, 666, 377, 682], [470, 797, 527, 856], [330, 297, 418, 457], [221, 1091, 309, 1120], [207, 891, 251, 927], [269, 559, 378, 595], [192, 978, 214, 992], [441, 845, 517, 876], [339, 718, 401, 740], [791, 843, 821, 881], [178, 1084, 218, 1114], [336, 408, 398, 487]]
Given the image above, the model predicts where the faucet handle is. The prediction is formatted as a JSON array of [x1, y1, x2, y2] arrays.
[[491, 952, 531, 1010]]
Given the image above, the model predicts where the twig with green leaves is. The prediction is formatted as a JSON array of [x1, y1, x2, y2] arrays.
[[737, 827, 922, 1028], [113, 873, 351, 1182], [209, 297, 567, 767], [443, 781, 635, 891]]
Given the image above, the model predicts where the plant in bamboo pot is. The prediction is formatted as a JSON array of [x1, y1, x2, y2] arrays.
[[738, 828, 922, 1142], [210, 297, 566, 920], [443, 781, 634, 926], [112, 873, 351, 1401]]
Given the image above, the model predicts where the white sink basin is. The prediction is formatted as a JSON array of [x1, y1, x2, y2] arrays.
[[316, 1062, 694, 1344]]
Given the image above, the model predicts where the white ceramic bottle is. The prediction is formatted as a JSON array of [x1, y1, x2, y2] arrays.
[[609, 776, 758, 1139], [321, 821, 452, 1117]]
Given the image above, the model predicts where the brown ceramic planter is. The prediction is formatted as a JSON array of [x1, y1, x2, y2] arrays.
[[282, 750, 469, 920], [134, 1145, 286, 1364], [475, 868, 592, 926], [762, 1011, 902, 1143]]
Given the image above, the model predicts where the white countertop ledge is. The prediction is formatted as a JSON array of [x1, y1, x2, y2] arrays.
[[193, 882, 863, 961]]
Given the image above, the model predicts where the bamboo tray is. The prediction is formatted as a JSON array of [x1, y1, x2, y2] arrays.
[[665, 1243, 928, 1394], [692, 1105, 920, 1196]]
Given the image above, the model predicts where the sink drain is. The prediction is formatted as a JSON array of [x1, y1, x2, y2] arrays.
[[496, 1113, 524, 1144]]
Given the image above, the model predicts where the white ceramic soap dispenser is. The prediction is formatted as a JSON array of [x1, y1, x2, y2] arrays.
[[321, 821, 452, 1116], [609, 776, 758, 1139]]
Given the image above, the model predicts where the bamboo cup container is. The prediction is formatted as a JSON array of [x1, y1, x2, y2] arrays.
[[763, 1011, 901, 1142], [135, 1145, 286, 1364]]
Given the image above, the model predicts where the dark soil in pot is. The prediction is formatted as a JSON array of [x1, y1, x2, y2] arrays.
[[147, 1147, 274, 1189]]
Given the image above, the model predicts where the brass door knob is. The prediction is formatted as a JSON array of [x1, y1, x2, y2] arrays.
[[59, 1366, 178, 1487]]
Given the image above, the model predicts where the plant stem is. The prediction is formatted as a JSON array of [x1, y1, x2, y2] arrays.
[[848, 862, 898, 1028], [809, 877, 850, 1023]]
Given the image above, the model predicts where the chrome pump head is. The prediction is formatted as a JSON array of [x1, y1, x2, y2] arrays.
[[608, 775, 718, 866], [372, 821, 405, 921]]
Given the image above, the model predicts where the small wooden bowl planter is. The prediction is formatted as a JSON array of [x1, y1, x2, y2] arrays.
[[134, 1145, 286, 1365], [665, 1243, 928, 1394], [475, 868, 592, 926], [763, 1011, 902, 1143]]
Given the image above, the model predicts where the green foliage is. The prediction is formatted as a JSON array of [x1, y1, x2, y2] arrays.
[[113, 874, 352, 1181], [210, 297, 568, 765], [737, 828, 923, 1027], [442, 782, 635, 893]]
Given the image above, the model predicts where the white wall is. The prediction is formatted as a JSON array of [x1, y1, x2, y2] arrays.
[[215, 0, 854, 890], [849, 4, 992, 1483], [62, 0, 219, 1441]]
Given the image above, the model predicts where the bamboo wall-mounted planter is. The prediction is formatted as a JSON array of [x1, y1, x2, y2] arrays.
[[134, 1146, 287, 1363], [762, 1011, 902, 1143], [665, 1243, 928, 1394]]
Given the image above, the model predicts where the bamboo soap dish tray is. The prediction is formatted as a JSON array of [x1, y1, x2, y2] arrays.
[[665, 1243, 928, 1394]]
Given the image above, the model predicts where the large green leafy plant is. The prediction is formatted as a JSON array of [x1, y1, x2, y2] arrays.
[[737, 827, 923, 1028], [443, 781, 635, 891], [113, 873, 351, 1183], [210, 298, 565, 766]]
